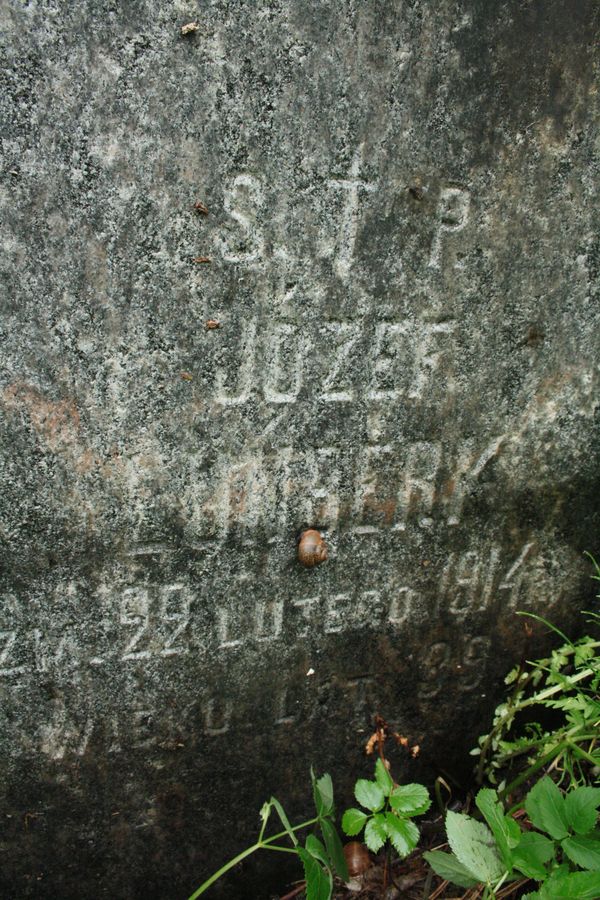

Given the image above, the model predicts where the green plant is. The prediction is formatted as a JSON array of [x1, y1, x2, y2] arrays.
[[472, 558, 600, 797], [341, 758, 431, 858], [424, 778, 600, 899], [188, 770, 348, 900]]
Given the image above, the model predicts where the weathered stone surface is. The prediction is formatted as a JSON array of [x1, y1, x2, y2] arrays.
[[0, 0, 599, 896]]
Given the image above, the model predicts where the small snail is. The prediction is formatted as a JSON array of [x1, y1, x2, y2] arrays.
[[297, 528, 328, 568], [343, 841, 371, 877]]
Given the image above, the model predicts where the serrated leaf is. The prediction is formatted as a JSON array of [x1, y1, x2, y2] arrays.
[[574, 642, 596, 665], [374, 758, 393, 796], [364, 814, 387, 852], [475, 788, 521, 867], [355, 779, 385, 813], [525, 777, 569, 840], [422, 850, 479, 889], [562, 834, 600, 870], [446, 809, 504, 883], [341, 808, 368, 836], [389, 783, 431, 817], [505, 665, 521, 685], [511, 831, 555, 880], [320, 818, 349, 881], [564, 786, 600, 835], [536, 869, 600, 899], [385, 813, 419, 857], [298, 848, 332, 900], [312, 771, 334, 818]]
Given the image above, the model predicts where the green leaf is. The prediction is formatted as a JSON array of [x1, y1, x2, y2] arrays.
[[364, 814, 387, 853], [536, 869, 600, 899], [385, 813, 419, 857], [505, 664, 521, 685], [525, 777, 569, 840], [269, 797, 298, 846], [446, 809, 504, 883], [422, 850, 479, 889], [475, 788, 521, 867], [511, 831, 555, 880], [574, 641, 596, 665], [374, 758, 393, 796], [312, 771, 334, 818], [305, 835, 329, 866], [562, 834, 600, 871], [259, 801, 271, 823], [298, 848, 332, 900], [576, 652, 598, 674], [341, 808, 368, 836], [564, 787, 600, 835], [320, 818, 349, 881], [389, 783, 431, 817], [355, 779, 385, 813]]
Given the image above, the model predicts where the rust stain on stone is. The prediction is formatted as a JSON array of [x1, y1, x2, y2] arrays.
[[74, 448, 97, 475], [2, 382, 81, 452], [439, 476, 457, 500], [362, 494, 398, 526]]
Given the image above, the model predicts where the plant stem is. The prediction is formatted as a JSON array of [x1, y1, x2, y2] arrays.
[[188, 842, 262, 900], [493, 871, 509, 894], [477, 666, 596, 783], [187, 817, 319, 899], [500, 741, 569, 803], [497, 730, 598, 764], [261, 845, 299, 854], [262, 818, 319, 848], [567, 739, 600, 767], [524, 667, 594, 706]]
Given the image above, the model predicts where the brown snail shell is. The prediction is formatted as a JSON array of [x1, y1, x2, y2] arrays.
[[343, 841, 371, 877], [297, 529, 328, 567]]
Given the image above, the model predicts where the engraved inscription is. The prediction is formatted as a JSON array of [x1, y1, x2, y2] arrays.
[[388, 587, 420, 626], [418, 635, 490, 700], [255, 598, 284, 642], [205, 698, 233, 735], [0, 630, 26, 677], [342, 676, 377, 719], [218, 174, 265, 264], [0, 540, 580, 690], [263, 324, 307, 404], [211, 315, 456, 410], [159, 584, 190, 657], [121, 587, 151, 661], [274, 685, 299, 726], [429, 186, 471, 269], [395, 441, 443, 531], [33, 628, 79, 673], [439, 541, 537, 619], [368, 323, 408, 400], [217, 608, 242, 649], [321, 322, 360, 402], [329, 144, 375, 281], [214, 319, 257, 405], [39, 702, 94, 761]]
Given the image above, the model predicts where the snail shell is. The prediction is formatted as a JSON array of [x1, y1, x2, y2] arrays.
[[297, 529, 328, 567], [343, 841, 371, 877]]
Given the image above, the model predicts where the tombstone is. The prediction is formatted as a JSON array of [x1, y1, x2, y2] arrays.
[[0, 1, 598, 896]]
